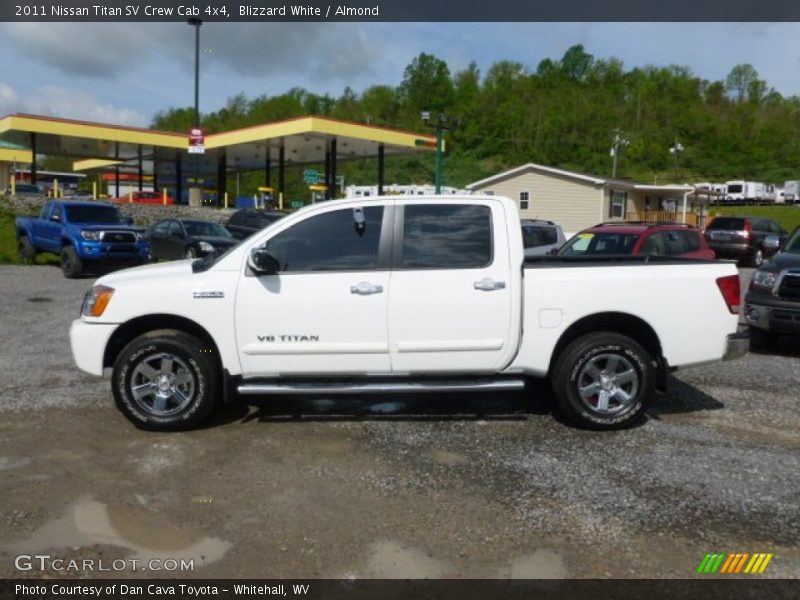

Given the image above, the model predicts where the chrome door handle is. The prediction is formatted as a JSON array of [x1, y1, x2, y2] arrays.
[[350, 281, 383, 295], [474, 278, 506, 291]]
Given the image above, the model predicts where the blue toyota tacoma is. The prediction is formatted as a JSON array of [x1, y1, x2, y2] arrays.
[[15, 200, 150, 278]]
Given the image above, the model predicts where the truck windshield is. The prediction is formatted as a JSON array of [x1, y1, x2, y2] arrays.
[[560, 232, 640, 256], [785, 230, 800, 254], [65, 205, 128, 224]]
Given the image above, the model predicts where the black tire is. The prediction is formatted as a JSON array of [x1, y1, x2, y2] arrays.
[[185, 247, 197, 259], [112, 329, 219, 431], [18, 235, 36, 264], [749, 248, 764, 268], [60, 246, 82, 278], [748, 326, 777, 352], [551, 332, 655, 430]]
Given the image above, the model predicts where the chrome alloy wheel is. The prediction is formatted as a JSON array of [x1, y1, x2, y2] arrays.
[[576, 353, 639, 415], [129, 353, 195, 417]]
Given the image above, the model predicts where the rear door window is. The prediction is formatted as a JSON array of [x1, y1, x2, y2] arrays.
[[707, 218, 744, 231], [401, 204, 492, 269], [680, 230, 702, 252]]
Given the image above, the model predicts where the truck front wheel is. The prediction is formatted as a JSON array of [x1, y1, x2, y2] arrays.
[[552, 332, 654, 430], [60, 246, 83, 278], [111, 330, 218, 431]]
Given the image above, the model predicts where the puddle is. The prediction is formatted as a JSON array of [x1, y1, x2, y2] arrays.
[[4, 498, 231, 567], [0, 456, 31, 471], [497, 549, 569, 579], [431, 449, 468, 466], [364, 540, 449, 578]]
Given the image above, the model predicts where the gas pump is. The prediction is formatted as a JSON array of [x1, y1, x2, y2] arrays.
[[255, 186, 276, 209], [309, 184, 327, 204]]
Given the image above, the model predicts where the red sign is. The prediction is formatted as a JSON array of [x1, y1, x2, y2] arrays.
[[188, 128, 205, 154]]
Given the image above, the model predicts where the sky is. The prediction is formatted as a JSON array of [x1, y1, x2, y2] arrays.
[[0, 22, 798, 128]]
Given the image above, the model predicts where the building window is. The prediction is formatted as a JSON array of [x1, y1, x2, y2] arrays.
[[610, 190, 627, 219], [519, 191, 530, 210]]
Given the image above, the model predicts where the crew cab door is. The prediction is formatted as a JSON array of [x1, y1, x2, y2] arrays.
[[235, 203, 393, 377], [387, 200, 515, 373], [40, 203, 64, 253]]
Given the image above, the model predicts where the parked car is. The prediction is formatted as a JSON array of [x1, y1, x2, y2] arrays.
[[70, 195, 746, 432], [64, 191, 95, 200], [225, 209, 286, 240], [521, 219, 566, 257], [743, 226, 800, 348], [7, 183, 43, 196], [15, 200, 149, 278], [704, 216, 788, 267], [147, 218, 238, 260], [111, 191, 174, 205], [559, 222, 715, 259]]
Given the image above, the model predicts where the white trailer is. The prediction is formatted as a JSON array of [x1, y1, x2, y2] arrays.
[[784, 180, 800, 204], [724, 180, 766, 205]]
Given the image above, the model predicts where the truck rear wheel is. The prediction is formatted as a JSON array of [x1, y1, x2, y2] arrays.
[[60, 246, 83, 278], [111, 329, 218, 431], [551, 332, 654, 430], [18, 236, 36, 264]]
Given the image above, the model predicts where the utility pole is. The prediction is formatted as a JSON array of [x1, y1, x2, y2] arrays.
[[610, 129, 629, 178], [669, 138, 685, 183], [421, 111, 460, 193], [188, 18, 202, 204]]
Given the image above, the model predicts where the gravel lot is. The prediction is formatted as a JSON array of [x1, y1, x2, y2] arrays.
[[0, 264, 798, 579]]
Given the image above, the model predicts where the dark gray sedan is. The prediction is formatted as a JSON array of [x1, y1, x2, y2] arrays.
[[146, 218, 238, 260]]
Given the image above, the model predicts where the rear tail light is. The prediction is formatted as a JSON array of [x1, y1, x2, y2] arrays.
[[716, 275, 741, 314], [742, 220, 751, 238]]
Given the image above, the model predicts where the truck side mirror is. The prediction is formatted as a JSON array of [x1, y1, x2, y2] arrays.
[[248, 248, 280, 275]]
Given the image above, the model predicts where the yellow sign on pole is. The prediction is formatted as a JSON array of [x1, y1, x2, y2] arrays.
[[163, 189, 168, 205]]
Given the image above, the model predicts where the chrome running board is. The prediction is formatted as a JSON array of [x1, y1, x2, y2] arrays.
[[237, 378, 526, 396]]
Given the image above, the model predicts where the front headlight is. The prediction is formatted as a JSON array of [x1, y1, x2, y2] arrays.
[[752, 270, 777, 289], [199, 241, 215, 253], [81, 230, 101, 241], [135, 231, 146, 241], [81, 285, 115, 317]]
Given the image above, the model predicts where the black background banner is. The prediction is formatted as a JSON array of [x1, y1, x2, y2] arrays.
[[2, 580, 800, 600], [2, 0, 800, 22]]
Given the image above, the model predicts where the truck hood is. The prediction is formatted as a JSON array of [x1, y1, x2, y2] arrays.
[[96, 259, 194, 286], [764, 252, 800, 271], [73, 224, 145, 233]]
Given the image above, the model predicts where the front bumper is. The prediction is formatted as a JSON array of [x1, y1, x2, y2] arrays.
[[70, 319, 119, 376], [77, 241, 150, 262], [744, 299, 800, 335], [722, 331, 750, 361]]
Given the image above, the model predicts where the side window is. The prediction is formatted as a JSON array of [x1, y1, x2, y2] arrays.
[[402, 204, 492, 269], [681, 230, 701, 252], [153, 221, 170, 235], [229, 212, 245, 226], [168, 221, 183, 236], [664, 230, 689, 255], [266, 206, 384, 272], [640, 232, 667, 256]]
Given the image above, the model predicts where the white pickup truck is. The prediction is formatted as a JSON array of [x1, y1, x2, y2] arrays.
[[70, 195, 748, 431]]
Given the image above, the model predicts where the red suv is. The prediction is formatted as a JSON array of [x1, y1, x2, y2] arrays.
[[559, 222, 716, 259]]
